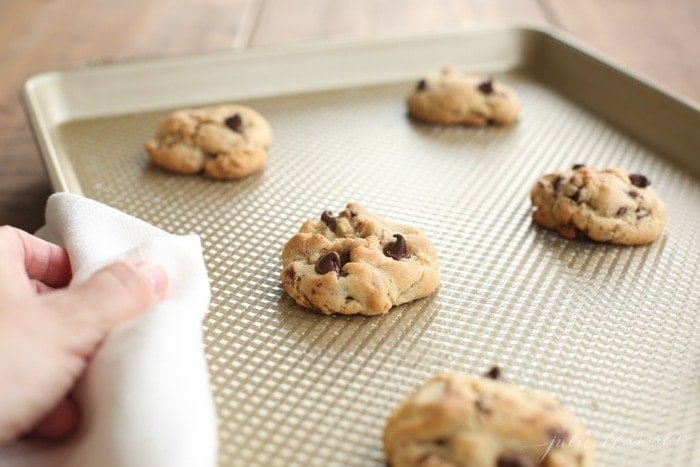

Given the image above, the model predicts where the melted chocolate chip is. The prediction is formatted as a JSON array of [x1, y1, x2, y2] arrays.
[[478, 79, 494, 95], [617, 207, 628, 216], [574, 228, 589, 240], [629, 173, 651, 188], [338, 250, 351, 276], [628, 190, 640, 199], [321, 210, 337, 231], [571, 188, 582, 203], [547, 427, 570, 444], [224, 113, 243, 133], [496, 452, 534, 467], [552, 175, 563, 192], [484, 366, 502, 380], [383, 234, 409, 260], [416, 79, 428, 91], [434, 438, 449, 446], [315, 252, 341, 275], [572, 163, 585, 170]]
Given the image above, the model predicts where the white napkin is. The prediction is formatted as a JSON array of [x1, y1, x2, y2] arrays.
[[0, 193, 218, 467]]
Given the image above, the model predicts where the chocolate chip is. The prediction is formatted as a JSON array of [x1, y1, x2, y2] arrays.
[[434, 438, 449, 446], [315, 252, 341, 275], [574, 228, 589, 240], [572, 163, 585, 170], [484, 366, 502, 380], [617, 207, 628, 216], [496, 452, 534, 467], [416, 79, 428, 91], [285, 269, 296, 280], [552, 175, 563, 192], [571, 188, 582, 203], [224, 113, 243, 133], [629, 173, 650, 188], [628, 190, 640, 199], [383, 234, 409, 260], [338, 250, 351, 276], [478, 79, 494, 95], [547, 427, 570, 444], [321, 210, 337, 231]]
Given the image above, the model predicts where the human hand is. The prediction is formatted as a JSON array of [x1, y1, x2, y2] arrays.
[[0, 226, 167, 444]]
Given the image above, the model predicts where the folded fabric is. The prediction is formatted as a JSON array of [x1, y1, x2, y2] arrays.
[[0, 193, 218, 467]]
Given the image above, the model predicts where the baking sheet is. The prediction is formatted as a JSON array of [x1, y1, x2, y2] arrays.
[[24, 27, 700, 466]]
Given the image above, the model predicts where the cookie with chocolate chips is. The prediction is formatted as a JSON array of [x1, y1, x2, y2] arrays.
[[530, 165, 667, 245], [280, 203, 440, 315], [145, 104, 272, 180], [407, 67, 521, 126], [383, 370, 595, 467]]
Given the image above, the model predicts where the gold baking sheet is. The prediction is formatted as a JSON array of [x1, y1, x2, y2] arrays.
[[25, 28, 700, 466]]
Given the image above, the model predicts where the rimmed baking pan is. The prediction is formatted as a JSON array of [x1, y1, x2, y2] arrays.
[[23, 26, 700, 466]]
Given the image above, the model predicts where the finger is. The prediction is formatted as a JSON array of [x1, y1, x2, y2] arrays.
[[26, 398, 80, 441], [48, 261, 167, 334], [0, 226, 72, 288]]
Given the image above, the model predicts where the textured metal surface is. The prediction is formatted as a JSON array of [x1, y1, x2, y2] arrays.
[[57, 73, 699, 466]]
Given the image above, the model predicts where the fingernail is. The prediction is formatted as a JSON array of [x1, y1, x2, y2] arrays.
[[138, 263, 168, 296]]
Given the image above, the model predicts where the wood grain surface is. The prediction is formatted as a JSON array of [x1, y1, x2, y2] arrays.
[[1, 0, 698, 231]]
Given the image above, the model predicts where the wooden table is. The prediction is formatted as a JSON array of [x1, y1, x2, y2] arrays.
[[2, 0, 698, 232]]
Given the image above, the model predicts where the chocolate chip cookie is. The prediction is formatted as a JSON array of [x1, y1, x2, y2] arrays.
[[384, 369, 595, 467], [145, 104, 272, 180], [530, 165, 667, 245], [407, 67, 521, 126], [280, 203, 440, 316]]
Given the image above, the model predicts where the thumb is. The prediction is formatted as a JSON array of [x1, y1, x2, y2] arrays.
[[49, 261, 168, 333]]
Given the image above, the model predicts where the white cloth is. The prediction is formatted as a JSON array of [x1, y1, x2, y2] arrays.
[[0, 193, 218, 467]]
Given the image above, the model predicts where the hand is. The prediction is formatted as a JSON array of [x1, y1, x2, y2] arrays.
[[0, 226, 167, 445]]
